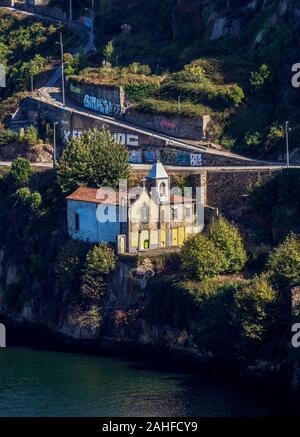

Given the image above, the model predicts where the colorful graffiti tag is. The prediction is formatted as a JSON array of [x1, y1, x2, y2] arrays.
[[129, 150, 143, 164], [159, 119, 177, 132], [83, 94, 122, 115]]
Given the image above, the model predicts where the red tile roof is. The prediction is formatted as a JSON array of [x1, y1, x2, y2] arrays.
[[66, 187, 193, 205], [66, 187, 122, 205]]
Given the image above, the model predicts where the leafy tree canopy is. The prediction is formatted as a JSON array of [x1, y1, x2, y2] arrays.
[[56, 129, 130, 193], [208, 217, 247, 273]]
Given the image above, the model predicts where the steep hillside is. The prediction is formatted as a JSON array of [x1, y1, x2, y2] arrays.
[[62, 0, 300, 159]]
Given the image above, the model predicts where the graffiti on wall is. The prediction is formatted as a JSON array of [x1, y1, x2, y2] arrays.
[[129, 150, 142, 163], [190, 153, 202, 166], [63, 129, 139, 147], [84, 94, 122, 115], [63, 130, 83, 141], [143, 149, 160, 163], [159, 119, 177, 132], [162, 150, 203, 166], [70, 84, 81, 94], [114, 133, 138, 147]]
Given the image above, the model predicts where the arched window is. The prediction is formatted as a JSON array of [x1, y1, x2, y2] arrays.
[[160, 182, 167, 196], [141, 203, 149, 223]]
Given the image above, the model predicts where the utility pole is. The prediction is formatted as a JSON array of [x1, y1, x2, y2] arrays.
[[56, 32, 65, 106], [285, 121, 290, 168], [85, 0, 95, 51], [178, 95, 181, 112], [69, 0, 73, 21], [53, 122, 58, 168], [92, 0, 95, 50]]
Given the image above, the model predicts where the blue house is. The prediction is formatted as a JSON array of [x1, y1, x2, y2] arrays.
[[66, 187, 121, 244]]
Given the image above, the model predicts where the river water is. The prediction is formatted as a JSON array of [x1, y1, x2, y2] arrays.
[[0, 347, 293, 417]]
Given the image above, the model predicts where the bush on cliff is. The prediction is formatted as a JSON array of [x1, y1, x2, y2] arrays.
[[81, 243, 116, 303], [56, 129, 130, 193], [9, 157, 32, 186], [15, 187, 42, 212], [268, 233, 300, 287], [181, 234, 226, 280], [234, 275, 277, 341], [208, 217, 247, 273], [55, 240, 89, 296]]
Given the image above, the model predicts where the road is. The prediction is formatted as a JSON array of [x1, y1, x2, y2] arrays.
[[1, 5, 299, 170]]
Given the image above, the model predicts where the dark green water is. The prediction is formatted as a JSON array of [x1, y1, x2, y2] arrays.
[[0, 347, 293, 417]]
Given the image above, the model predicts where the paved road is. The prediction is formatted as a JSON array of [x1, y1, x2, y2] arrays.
[[1, 160, 299, 172], [0, 161, 52, 168]]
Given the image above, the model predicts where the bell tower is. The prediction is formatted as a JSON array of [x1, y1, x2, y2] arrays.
[[146, 161, 170, 203]]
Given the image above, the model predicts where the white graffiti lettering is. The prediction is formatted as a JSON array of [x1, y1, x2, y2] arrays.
[[63, 130, 83, 142], [83, 94, 122, 115], [114, 133, 139, 147]]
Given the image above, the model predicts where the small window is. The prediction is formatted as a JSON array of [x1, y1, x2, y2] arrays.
[[172, 208, 178, 221], [141, 203, 149, 223], [160, 182, 167, 196], [75, 213, 80, 232], [184, 207, 191, 219]]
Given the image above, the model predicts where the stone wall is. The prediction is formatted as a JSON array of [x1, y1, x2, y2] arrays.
[[68, 79, 127, 116], [123, 110, 210, 141], [67, 80, 209, 141], [206, 169, 281, 220], [17, 96, 270, 167]]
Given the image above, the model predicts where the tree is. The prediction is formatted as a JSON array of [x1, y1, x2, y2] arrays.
[[15, 187, 42, 211], [208, 217, 247, 273], [9, 157, 32, 186], [268, 233, 300, 286], [103, 40, 114, 65], [81, 243, 116, 302], [56, 129, 130, 193], [250, 64, 272, 93], [234, 275, 276, 340], [265, 123, 285, 153], [181, 234, 226, 280], [24, 125, 38, 146]]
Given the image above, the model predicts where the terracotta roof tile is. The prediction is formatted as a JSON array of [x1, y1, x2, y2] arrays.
[[66, 187, 193, 205]]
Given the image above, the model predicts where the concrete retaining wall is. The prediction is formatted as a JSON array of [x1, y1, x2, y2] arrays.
[[123, 110, 210, 141], [67, 80, 209, 141], [16, 96, 266, 167], [68, 79, 127, 116]]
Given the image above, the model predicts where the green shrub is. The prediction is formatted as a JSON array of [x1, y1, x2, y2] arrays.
[[268, 233, 300, 287], [135, 98, 211, 118], [181, 234, 226, 280], [124, 82, 159, 102], [23, 125, 38, 146], [9, 157, 32, 186], [234, 275, 276, 340], [127, 62, 151, 75], [0, 129, 18, 147], [81, 243, 116, 302], [208, 217, 247, 273], [15, 187, 42, 211], [250, 64, 272, 93]]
